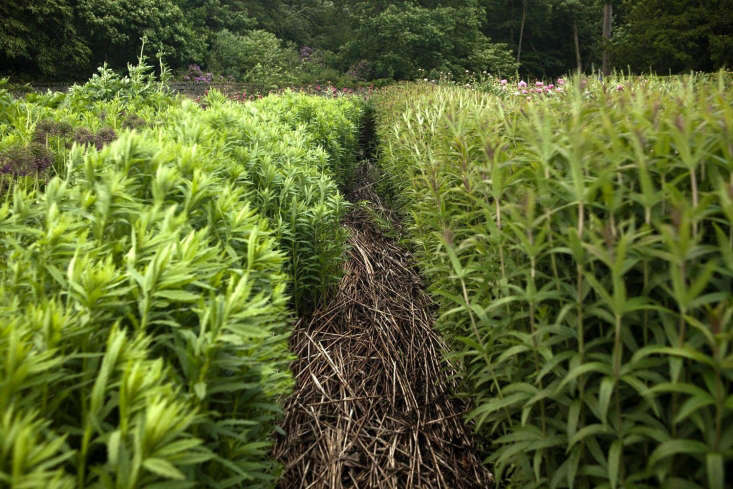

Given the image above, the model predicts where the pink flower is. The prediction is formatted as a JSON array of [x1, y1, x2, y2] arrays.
[[616, 84, 624, 91], [536, 81, 544, 87], [548, 84, 554, 89], [521, 89, 528, 94], [557, 78, 565, 85], [518, 80, 527, 88], [500, 79, 508, 85]]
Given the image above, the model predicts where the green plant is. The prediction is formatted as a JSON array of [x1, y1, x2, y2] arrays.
[[1, 77, 363, 486], [375, 72, 733, 489]]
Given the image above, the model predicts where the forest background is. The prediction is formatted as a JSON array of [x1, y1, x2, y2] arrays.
[[1, 0, 731, 86]]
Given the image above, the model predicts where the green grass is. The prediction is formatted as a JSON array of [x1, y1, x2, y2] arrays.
[[374, 72, 733, 489]]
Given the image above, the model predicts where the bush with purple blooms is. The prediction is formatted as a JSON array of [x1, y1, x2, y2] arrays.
[[346, 60, 372, 81], [182, 64, 214, 83], [299, 46, 314, 62]]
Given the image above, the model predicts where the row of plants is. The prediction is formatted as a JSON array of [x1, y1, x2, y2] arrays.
[[374, 73, 732, 488], [1, 64, 362, 487]]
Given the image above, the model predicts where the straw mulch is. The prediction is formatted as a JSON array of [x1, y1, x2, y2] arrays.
[[273, 181, 494, 488]]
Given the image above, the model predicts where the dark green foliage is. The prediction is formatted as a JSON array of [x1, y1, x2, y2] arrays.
[[77, 0, 203, 71], [0, 0, 91, 78], [614, 0, 733, 73], [343, 2, 516, 79], [375, 75, 733, 489], [207, 29, 299, 88], [2, 0, 729, 81]]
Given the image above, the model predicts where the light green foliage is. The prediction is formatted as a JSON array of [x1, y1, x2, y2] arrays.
[[375, 73, 733, 488], [67, 45, 173, 107], [1, 129, 290, 487], [1, 75, 362, 485], [192, 90, 360, 310]]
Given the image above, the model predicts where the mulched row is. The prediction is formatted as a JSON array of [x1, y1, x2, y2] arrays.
[[273, 165, 493, 488]]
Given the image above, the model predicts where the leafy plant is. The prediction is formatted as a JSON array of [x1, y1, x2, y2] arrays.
[[1, 75, 363, 487], [375, 72, 733, 489]]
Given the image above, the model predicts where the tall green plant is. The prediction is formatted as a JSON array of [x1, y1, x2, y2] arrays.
[[375, 73, 733, 489], [1, 81, 362, 486]]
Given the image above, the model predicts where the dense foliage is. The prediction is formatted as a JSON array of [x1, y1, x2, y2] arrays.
[[0, 66, 361, 487], [3, 0, 729, 81], [374, 75, 733, 488]]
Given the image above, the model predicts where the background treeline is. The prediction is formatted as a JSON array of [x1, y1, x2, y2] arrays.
[[1, 1, 732, 82]]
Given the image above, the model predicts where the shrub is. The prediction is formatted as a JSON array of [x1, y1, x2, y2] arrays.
[[207, 29, 299, 88]]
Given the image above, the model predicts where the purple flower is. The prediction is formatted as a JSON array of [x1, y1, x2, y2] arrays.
[[518, 80, 527, 88]]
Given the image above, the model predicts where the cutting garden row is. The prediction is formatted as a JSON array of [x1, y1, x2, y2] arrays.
[[373, 74, 732, 489], [1, 67, 362, 488]]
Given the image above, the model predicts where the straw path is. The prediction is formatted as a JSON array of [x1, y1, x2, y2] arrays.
[[274, 164, 493, 488]]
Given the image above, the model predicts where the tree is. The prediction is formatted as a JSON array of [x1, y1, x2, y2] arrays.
[[601, 1, 613, 75], [342, 2, 515, 79], [613, 0, 733, 73], [77, 0, 203, 70], [175, 0, 255, 45], [556, 0, 594, 72], [0, 0, 90, 78], [207, 29, 298, 85]]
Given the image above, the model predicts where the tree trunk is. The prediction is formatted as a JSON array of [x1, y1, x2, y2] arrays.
[[573, 19, 582, 72], [517, 0, 528, 64], [601, 2, 612, 76]]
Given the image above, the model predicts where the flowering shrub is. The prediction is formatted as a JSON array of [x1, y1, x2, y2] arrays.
[[299, 46, 314, 61], [181, 64, 214, 83]]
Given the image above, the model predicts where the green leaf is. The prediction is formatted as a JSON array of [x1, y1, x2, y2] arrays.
[[558, 362, 612, 390], [608, 439, 622, 489], [108, 430, 121, 466], [569, 424, 611, 448], [598, 376, 614, 426], [633, 346, 716, 367], [648, 439, 708, 467], [706, 452, 724, 489], [154, 289, 199, 303], [193, 382, 206, 400], [143, 457, 186, 480], [674, 395, 714, 424]]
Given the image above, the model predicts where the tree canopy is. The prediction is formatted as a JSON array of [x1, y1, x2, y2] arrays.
[[0, 0, 730, 80]]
